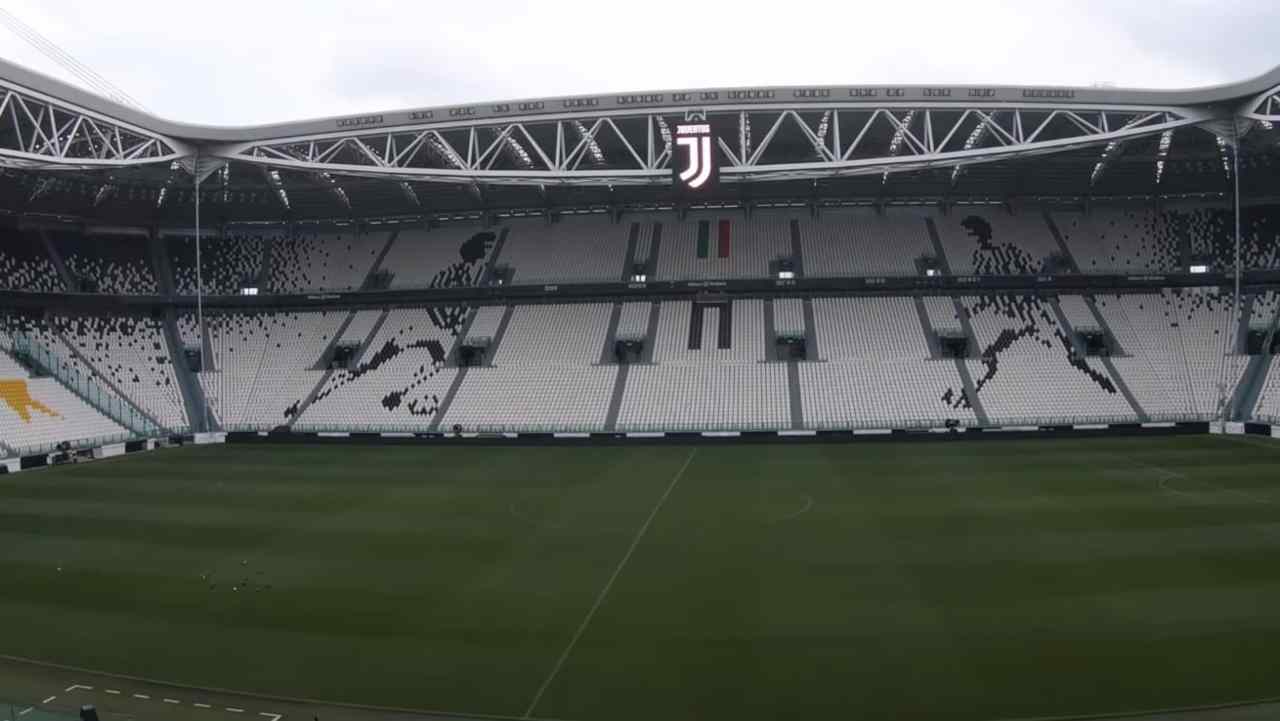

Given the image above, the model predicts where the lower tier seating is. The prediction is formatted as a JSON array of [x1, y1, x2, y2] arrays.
[[617, 363, 790, 432], [0, 346, 127, 456], [6, 286, 1277, 444]]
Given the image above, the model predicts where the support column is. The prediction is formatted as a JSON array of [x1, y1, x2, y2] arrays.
[[953, 360, 990, 427], [37, 227, 74, 290], [789, 219, 804, 277], [1049, 298, 1148, 422], [1043, 210, 1082, 273], [925, 217, 953, 275], [361, 229, 400, 289]]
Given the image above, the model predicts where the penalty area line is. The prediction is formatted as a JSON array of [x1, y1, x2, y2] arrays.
[[522, 447, 698, 719]]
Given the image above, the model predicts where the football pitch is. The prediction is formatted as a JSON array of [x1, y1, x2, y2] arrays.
[[2, 435, 1280, 721]]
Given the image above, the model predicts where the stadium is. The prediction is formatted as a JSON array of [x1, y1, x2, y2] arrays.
[[2, 38, 1280, 721]]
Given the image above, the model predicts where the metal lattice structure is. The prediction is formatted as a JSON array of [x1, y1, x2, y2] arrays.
[[0, 80, 187, 169], [221, 106, 1214, 186], [0, 55, 1277, 219], [1242, 84, 1280, 126]]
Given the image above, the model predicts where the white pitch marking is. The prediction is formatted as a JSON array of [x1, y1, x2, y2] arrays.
[[41, 698, 56, 705], [773, 494, 814, 523], [133, 694, 150, 700], [1136, 456, 1273, 505], [226, 708, 245, 714], [104, 690, 121, 695], [523, 447, 698, 718], [163, 699, 181, 705], [194, 703, 212, 709]]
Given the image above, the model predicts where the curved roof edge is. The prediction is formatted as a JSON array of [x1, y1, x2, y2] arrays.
[[2, 55, 1278, 144]]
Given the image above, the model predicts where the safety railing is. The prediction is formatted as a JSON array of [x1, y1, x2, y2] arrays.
[[10, 333, 162, 436], [271, 412, 1217, 437], [10, 431, 141, 459]]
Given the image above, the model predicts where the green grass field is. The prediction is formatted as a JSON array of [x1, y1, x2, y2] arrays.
[[2, 435, 1280, 720]]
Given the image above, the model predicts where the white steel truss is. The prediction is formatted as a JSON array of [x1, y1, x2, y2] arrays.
[[1243, 85, 1280, 123], [216, 104, 1216, 186], [0, 81, 186, 169]]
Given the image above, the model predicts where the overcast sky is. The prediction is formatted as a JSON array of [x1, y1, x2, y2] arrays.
[[1, 0, 1276, 127]]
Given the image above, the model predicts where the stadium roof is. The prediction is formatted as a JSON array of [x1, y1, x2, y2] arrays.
[[2, 56, 1279, 224]]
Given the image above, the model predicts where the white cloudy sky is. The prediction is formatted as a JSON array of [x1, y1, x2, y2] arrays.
[[0, 0, 1276, 127]]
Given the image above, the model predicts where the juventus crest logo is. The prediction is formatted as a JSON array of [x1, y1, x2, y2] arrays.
[[674, 121, 716, 191]]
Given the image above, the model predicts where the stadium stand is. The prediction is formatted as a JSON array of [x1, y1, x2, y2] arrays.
[[922, 295, 963, 333], [800, 297, 978, 429], [1095, 289, 1245, 420], [15, 202, 1274, 298], [654, 212, 792, 280], [52, 314, 189, 431], [441, 304, 617, 431], [294, 307, 466, 430], [616, 299, 790, 431], [1170, 203, 1280, 271], [0, 315, 131, 454], [267, 228, 387, 293], [801, 207, 935, 277], [381, 225, 500, 289], [1054, 208, 1178, 273], [1254, 358, 1280, 423], [6, 201, 1280, 441], [615, 302, 651, 340], [199, 311, 347, 429], [53, 231, 159, 294], [0, 227, 63, 292], [169, 231, 265, 295], [935, 212, 1060, 275], [956, 294, 1134, 424], [501, 215, 631, 283]]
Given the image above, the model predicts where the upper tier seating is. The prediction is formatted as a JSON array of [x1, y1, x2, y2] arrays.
[[267, 229, 387, 293], [935, 212, 1060, 275], [53, 314, 189, 431], [1056, 203, 1280, 274], [170, 232, 265, 295], [5, 203, 1276, 298], [54, 231, 158, 294], [0, 228, 63, 292], [1172, 203, 1280, 271], [1054, 208, 1178, 273], [1249, 291, 1280, 329], [382, 226, 500, 289], [654, 211, 793, 280], [801, 207, 934, 277], [441, 304, 617, 431], [502, 215, 631, 284]]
